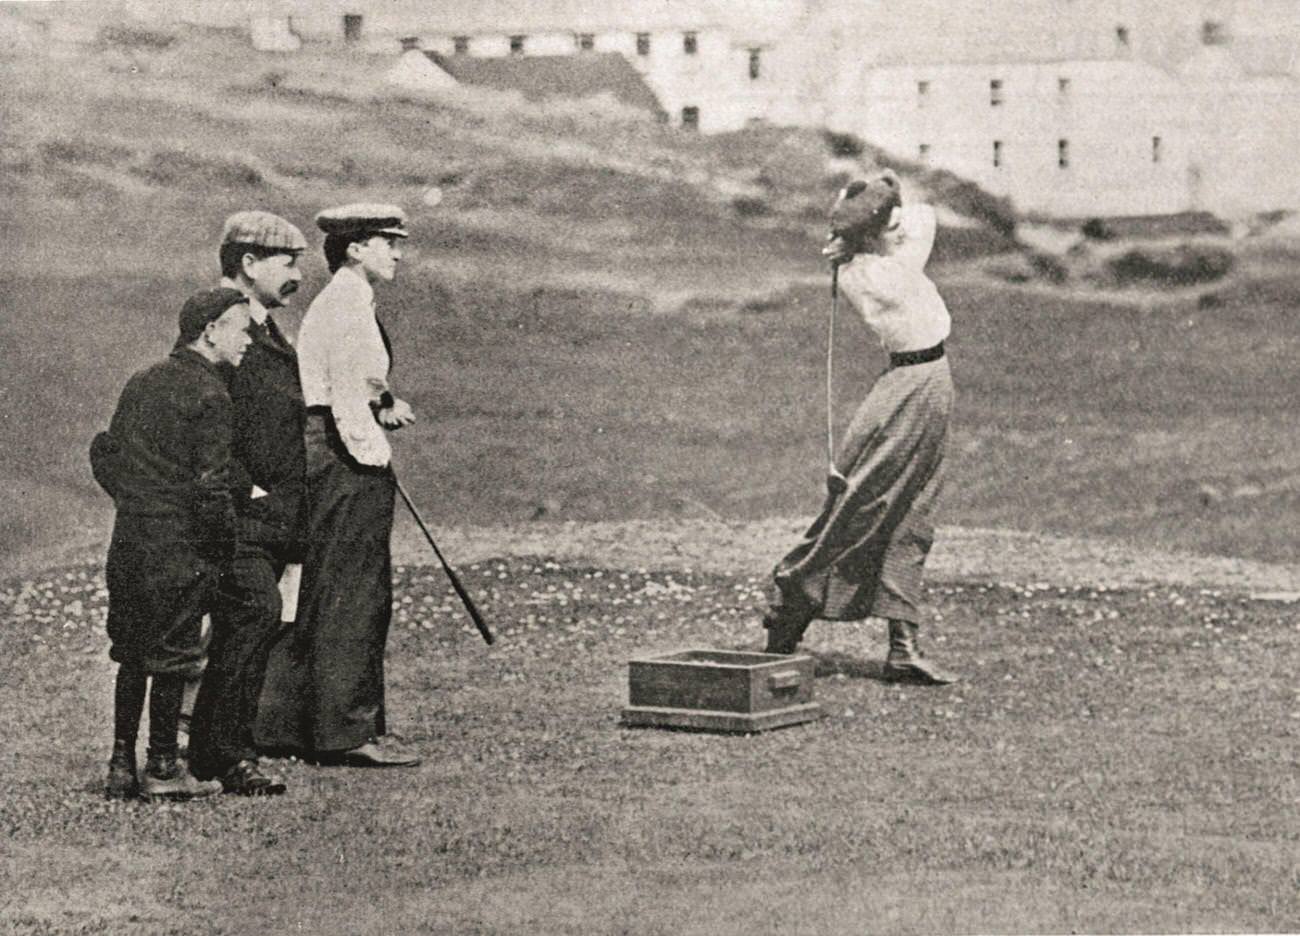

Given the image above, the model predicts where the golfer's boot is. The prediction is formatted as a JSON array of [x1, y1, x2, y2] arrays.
[[104, 740, 139, 800], [882, 619, 959, 685], [763, 611, 810, 655], [141, 752, 222, 801]]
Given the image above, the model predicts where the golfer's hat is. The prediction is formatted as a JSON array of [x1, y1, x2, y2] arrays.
[[176, 287, 249, 347], [315, 203, 409, 239], [220, 211, 308, 252]]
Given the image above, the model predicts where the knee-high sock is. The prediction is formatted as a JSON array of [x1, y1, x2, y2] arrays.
[[147, 674, 185, 760], [113, 663, 148, 748]]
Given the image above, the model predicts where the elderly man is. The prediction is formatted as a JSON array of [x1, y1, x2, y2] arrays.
[[256, 204, 420, 767], [91, 288, 253, 800], [187, 211, 307, 795], [761, 171, 959, 685]]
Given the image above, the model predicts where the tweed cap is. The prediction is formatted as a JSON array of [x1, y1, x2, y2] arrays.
[[220, 211, 308, 252], [315, 203, 409, 239], [176, 287, 249, 348], [829, 169, 902, 242]]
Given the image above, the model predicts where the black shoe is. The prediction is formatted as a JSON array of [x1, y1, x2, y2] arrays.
[[105, 742, 139, 800], [221, 759, 287, 796]]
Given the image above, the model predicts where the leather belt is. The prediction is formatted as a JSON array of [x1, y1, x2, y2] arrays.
[[889, 341, 945, 368]]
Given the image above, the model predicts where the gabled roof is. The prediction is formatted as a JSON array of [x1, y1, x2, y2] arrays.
[[425, 51, 665, 115]]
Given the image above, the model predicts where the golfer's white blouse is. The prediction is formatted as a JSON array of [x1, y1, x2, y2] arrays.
[[837, 203, 951, 354], [297, 266, 393, 467]]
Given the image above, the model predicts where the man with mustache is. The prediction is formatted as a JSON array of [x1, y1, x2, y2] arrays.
[[187, 211, 307, 795]]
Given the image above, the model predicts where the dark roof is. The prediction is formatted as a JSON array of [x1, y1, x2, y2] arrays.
[[425, 51, 664, 116]]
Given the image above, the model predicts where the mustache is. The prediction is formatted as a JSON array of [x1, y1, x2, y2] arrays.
[[279, 281, 300, 297]]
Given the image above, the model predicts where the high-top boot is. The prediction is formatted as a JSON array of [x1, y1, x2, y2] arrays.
[[142, 752, 222, 801], [763, 611, 810, 655], [883, 619, 959, 684], [104, 740, 139, 800]]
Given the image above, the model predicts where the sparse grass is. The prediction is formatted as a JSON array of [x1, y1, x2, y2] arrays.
[[1, 560, 1297, 934]]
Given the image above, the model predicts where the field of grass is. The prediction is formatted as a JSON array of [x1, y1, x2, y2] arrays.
[[2, 559, 1297, 934]]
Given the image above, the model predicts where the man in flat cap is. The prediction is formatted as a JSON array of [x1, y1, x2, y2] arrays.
[[256, 203, 420, 767], [90, 288, 253, 800], [187, 211, 307, 795]]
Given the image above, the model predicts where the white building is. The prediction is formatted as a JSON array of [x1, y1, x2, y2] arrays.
[[56, 0, 1300, 216]]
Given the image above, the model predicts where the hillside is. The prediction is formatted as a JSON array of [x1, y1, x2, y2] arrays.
[[2, 21, 1298, 574]]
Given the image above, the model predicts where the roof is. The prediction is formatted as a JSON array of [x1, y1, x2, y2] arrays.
[[425, 50, 665, 114]]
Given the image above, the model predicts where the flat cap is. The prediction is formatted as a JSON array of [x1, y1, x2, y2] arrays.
[[314, 203, 409, 239], [176, 287, 249, 348], [220, 210, 308, 252]]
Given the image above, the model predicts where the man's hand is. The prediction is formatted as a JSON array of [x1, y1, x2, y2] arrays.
[[822, 234, 857, 267], [377, 397, 416, 429]]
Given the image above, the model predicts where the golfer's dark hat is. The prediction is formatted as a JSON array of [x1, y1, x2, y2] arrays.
[[176, 287, 249, 347], [314, 203, 409, 239]]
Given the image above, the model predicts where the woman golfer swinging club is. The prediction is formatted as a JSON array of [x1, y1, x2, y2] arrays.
[[760, 169, 958, 685]]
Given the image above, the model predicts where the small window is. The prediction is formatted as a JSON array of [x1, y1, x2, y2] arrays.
[[342, 13, 362, 42], [1152, 135, 1162, 163], [1058, 138, 1070, 169], [399, 36, 419, 52], [748, 48, 761, 80], [993, 140, 1003, 168], [990, 79, 1003, 106], [1058, 76, 1071, 95], [636, 32, 651, 56], [509, 34, 526, 55], [1116, 25, 1130, 48], [918, 143, 931, 161], [1201, 20, 1226, 45], [683, 31, 697, 55], [917, 79, 930, 103], [681, 105, 700, 131], [576, 33, 594, 52], [453, 35, 470, 54]]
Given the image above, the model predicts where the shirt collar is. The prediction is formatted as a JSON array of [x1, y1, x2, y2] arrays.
[[331, 265, 375, 311], [219, 276, 269, 325]]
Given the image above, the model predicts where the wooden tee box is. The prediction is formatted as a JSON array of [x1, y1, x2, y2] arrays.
[[621, 649, 824, 733]]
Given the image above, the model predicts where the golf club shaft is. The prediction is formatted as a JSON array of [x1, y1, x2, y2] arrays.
[[394, 475, 495, 645]]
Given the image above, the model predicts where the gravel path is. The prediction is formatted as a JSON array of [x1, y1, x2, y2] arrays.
[[392, 518, 1300, 600]]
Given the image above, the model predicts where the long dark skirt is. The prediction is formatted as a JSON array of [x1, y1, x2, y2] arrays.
[[255, 414, 395, 754], [771, 356, 953, 624]]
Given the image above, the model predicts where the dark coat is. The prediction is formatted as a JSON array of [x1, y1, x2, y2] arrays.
[[226, 314, 307, 558], [90, 349, 248, 674]]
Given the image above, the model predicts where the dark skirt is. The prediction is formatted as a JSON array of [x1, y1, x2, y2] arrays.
[[771, 356, 953, 624], [104, 515, 215, 677], [254, 412, 396, 754]]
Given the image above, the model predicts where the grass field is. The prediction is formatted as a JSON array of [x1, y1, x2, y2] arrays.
[[2, 559, 1297, 934], [2, 19, 1299, 934]]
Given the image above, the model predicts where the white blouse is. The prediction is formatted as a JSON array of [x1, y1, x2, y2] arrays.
[[296, 266, 393, 467], [837, 203, 951, 354]]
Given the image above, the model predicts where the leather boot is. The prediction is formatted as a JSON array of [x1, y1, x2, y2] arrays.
[[763, 612, 809, 655], [883, 619, 959, 684], [104, 741, 139, 800], [142, 752, 222, 801]]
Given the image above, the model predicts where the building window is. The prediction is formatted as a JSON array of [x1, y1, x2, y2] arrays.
[[993, 140, 1003, 167], [342, 13, 362, 42], [918, 143, 931, 161], [748, 48, 761, 80], [917, 79, 930, 104], [399, 36, 419, 52], [1152, 135, 1162, 163], [990, 78, 1003, 106], [576, 33, 594, 52], [683, 31, 697, 55], [1058, 138, 1070, 169], [453, 35, 470, 54], [1058, 76, 1071, 95], [636, 32, 651, 55], [1116, 25, 1130, 48], [681, 106, 700, 131], [1201, 20, 1227, 45], [509, 34, 526, 55]]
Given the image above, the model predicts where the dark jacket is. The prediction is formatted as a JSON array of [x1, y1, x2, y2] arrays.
[[90, 348, 248, 673], [226, 313, 308, 558]]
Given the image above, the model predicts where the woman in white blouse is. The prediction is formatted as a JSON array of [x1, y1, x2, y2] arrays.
[[762, 172, 959, 685], [256, 204, 423, 767]]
